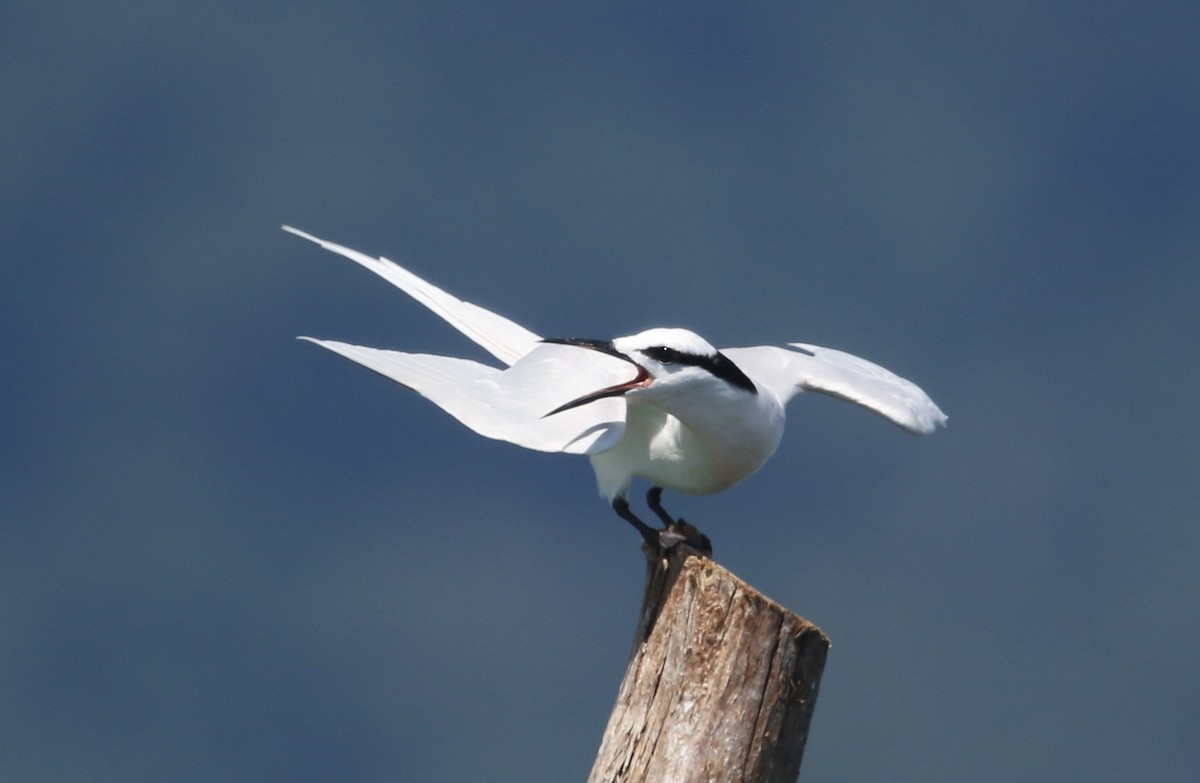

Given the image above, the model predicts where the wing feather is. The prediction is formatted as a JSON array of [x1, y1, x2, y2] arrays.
[[723, 344, 947, 435], [284, 226, 540, 365], [299, 338, 630, 454]]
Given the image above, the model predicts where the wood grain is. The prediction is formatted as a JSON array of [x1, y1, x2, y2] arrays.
[[588, 547, 829, 783]]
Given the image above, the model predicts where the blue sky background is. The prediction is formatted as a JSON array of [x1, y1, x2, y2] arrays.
[[4, 2, 1198, 781]]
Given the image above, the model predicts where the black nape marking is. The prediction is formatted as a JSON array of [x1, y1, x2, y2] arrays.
[[642, 345, 757, 395]]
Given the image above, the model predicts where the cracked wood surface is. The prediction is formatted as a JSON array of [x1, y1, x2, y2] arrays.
[[588, 547, 829, 783]]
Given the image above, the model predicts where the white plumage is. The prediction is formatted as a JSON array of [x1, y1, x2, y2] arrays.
[[287, 226, 946, 550]]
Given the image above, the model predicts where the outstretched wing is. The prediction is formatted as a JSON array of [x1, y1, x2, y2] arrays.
[[723, 343, 947, 435], [284, 226, 541, 366], [299, 339, 631, 455]]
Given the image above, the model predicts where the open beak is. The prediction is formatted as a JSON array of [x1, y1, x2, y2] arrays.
[[540, 338, 653, 417]]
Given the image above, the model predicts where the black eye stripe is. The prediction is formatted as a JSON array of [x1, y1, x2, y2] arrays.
[[641, 346, 757, 395], [643, 346, 681, 363]]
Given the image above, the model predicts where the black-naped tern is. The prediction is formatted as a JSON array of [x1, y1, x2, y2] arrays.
[[286, 227, 947, 553]]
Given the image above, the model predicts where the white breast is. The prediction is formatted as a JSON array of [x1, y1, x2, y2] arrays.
[[588, 385, 786, 501]]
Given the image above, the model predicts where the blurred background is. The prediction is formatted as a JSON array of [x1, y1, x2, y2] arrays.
[[4, 2, 1198, 781]]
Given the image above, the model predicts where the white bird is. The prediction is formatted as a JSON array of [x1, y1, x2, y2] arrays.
[[286, 226, 947, 553]]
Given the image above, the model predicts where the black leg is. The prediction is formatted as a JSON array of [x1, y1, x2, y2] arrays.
[[613, 497, 660, 547], [646, 486, 678, 527], [618, 488, 712, 557]]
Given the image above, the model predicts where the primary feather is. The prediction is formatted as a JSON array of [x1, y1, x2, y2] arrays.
[[289, 227, 946, 523], [296, 338, 635, 455], [283, 225, 540, 365], [723, 344, 947, 435]]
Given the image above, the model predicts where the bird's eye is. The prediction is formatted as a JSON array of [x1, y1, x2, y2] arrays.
[[644, 346, 680, 363]]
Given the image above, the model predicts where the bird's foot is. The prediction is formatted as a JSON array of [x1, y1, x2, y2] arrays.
[[613, 495, 712, 557], [645, 487, 712, 556], [657, 518, 713, 557]]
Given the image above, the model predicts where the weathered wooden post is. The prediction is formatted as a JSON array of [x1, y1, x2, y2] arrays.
[[588, 544, 829, 783]]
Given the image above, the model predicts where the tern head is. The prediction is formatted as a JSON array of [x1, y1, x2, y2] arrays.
[[542, 328, 757, 417]]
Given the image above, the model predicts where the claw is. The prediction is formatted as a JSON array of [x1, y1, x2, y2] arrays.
[[613, 492, 712, 556]]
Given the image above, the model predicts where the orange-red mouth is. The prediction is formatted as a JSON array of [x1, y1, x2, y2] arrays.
[[540, 338, 654, 417]]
